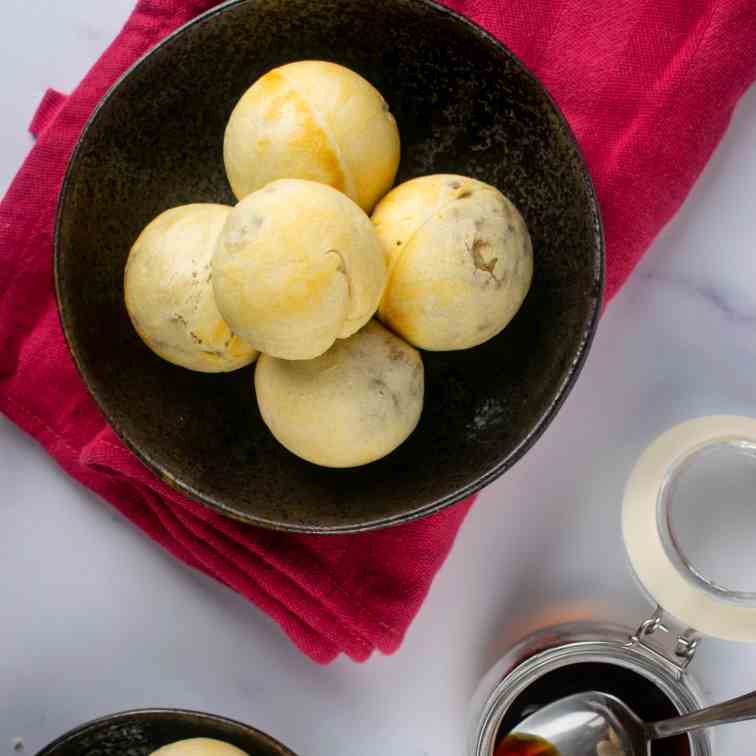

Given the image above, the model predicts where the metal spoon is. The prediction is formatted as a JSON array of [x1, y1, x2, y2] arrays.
[[508, 689, 756, 756]]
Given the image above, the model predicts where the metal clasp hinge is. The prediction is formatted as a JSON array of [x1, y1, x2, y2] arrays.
[[626, 607, 700, 671]]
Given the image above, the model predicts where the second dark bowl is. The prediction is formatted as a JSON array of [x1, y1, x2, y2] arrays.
[[55, 0, 603, 533], [35, 709, 296, 756]]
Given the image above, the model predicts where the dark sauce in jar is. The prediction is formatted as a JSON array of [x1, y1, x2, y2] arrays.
[[495, 662, 691, 756], [495, 733, 558, 756]]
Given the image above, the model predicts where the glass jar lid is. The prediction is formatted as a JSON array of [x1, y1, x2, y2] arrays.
[[623, 416, 756, 642]]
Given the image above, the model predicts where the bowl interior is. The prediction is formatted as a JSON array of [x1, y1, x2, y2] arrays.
[[56, 0, 602, 532], [36, 709, 295, 756]]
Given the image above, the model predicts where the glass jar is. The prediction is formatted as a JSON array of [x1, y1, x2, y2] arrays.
[[469, 416, 756, 756]]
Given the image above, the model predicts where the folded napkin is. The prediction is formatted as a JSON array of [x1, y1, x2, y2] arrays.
[[1, 0, 753, 663]]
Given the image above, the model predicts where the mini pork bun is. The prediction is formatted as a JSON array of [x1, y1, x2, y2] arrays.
[[372, 174, 533, 351], [124, 204, 258, 372], [212, 179, 387, 361], [255, 320, 423, 468], [223, 60, 400, 212], [150, 739, 249, 756]]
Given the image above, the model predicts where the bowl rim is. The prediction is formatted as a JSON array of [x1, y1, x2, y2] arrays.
[[54, 0, 605, 534], [34, 707, 298, 756]]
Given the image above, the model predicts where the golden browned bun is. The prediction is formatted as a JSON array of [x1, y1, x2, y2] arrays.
[[212, 179, 387, 360], [373, 174, 533, 351], [124, 204, 258, 372], [255, 320, 423, 467], [224, 60, 400, 212], [150, 739, 249, 756]]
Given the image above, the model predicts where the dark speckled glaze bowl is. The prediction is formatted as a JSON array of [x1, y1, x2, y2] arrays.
[[35, 709, 297, 756], [55, 0, 604, 533]]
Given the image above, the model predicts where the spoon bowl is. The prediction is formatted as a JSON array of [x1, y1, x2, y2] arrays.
[[508, 692, 644, 756], [509, 688, 756, 756]]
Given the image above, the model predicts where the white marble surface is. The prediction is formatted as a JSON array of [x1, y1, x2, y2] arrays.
[[2, 2, 756, 755]]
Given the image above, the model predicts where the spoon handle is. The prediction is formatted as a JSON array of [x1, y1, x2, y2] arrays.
[[648, 689, 756, 740]]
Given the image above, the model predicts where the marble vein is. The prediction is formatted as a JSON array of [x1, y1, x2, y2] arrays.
[[637, 267, 756, 325]]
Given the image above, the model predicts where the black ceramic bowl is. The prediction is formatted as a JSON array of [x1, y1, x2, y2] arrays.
[[35, 709, 296, 756], [55, 0, 603, 533]]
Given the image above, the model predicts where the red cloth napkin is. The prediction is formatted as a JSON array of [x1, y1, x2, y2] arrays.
[[1, 0, 754, 663]]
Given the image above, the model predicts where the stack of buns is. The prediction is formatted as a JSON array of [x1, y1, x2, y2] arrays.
[[124, 61, 533, 467]]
